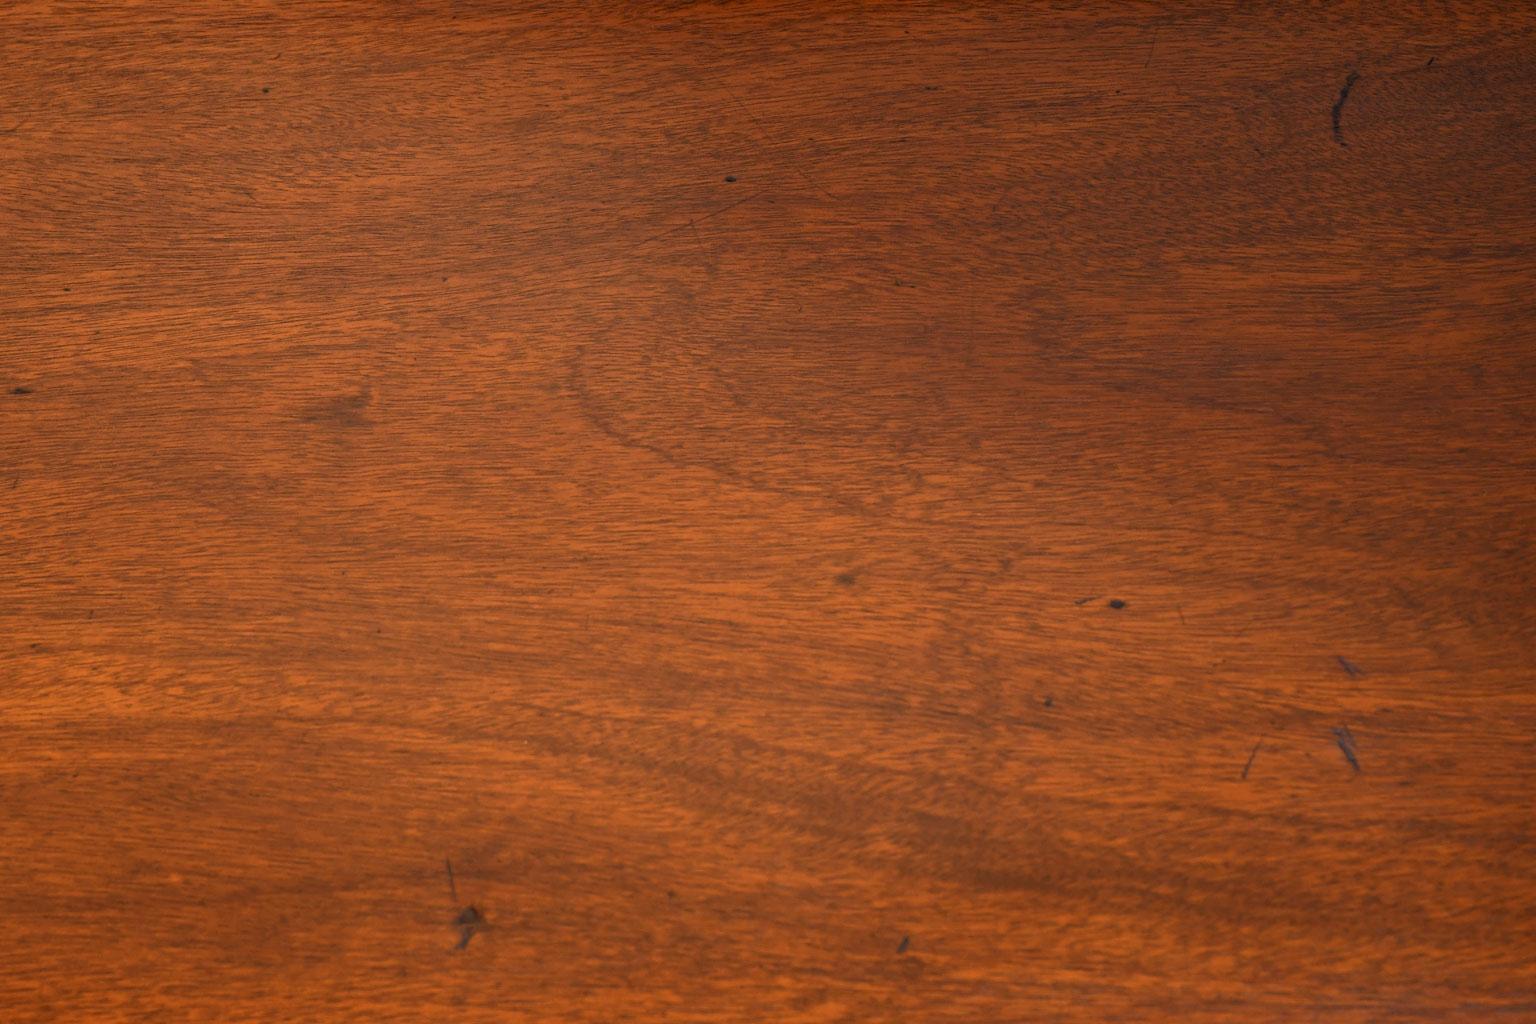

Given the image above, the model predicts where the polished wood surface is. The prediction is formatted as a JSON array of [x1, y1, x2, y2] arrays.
[[4, 3, 1535, 1020]]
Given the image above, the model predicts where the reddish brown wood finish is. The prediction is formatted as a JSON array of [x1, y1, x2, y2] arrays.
[[3, 3, 1535, 1020]]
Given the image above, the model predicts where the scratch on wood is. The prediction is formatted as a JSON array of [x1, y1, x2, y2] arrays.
[[1332, 726, 1361, 773], [1241, 738, 1263, 780], [445, 857, 458, 903], [1336, 655, 1363, 678], [1331, 71, 1360, 146], [619, 190, 763, 258], [687, 218, 710, 268], [723, 89, 836, 200]]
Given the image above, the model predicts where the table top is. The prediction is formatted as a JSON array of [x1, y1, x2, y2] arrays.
[[3, 3, 1534, 1020]]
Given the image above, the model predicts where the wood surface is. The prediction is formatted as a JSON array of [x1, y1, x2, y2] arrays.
[[3, 2, 1535, 1020]]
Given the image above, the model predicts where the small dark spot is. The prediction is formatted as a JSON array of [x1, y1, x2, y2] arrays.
[[1108, 599, 1126, 609], [262, 86, 270, 94], [453, 906, 483, 950], [62, 287, 70, 292], [666, 889, 677, 901], [10, 386, 32, 395], [923, 85, 940, 91], [897, 935, 910, 953], [724, 175, 737, 182], [1042, 695, 1054, 708], [300, 386, 373, 428], [834, 572, 857, 587]]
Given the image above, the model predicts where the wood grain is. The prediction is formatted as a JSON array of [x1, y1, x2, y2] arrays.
[[3, 2, 1535, 1020]]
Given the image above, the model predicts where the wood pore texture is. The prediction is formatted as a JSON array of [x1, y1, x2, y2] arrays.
[[3, 2, 1535, 1021]]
